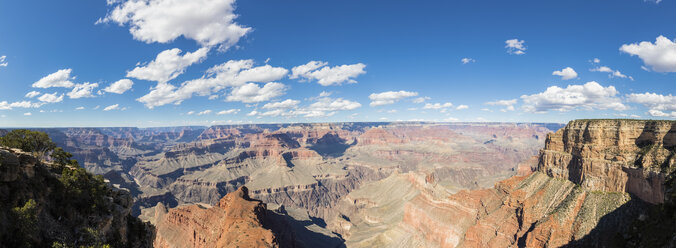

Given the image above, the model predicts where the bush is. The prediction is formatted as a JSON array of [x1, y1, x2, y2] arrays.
[[59, 167, 109, 214], [0, 129, 56, 158], [11, 199, 39, 247]]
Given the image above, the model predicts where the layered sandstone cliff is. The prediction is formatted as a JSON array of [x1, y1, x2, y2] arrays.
[[538, 119, 674, 204]]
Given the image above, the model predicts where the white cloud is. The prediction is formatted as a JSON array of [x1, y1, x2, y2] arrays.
[[423, 102, 453, 109], [0, 101, 44, 110], [626, 92, 676, 118], [263, 99, 300, 109], [620, 35, 676, 73], [67, 82, 99, 99], [217, 109, 239, 115], [249, 96, 361, 118], [197, 110, 212, 115], [32, 69, 75, 88], [103, 104, 120, 111], [226, 82, 286, 103], [591, 58, 600, 64], [137, 59, 288, 108], [461, 58, 475, 64], [552, 67, 578, 80], [186, 111, 195, 115], [486, 99, 517, 112], [104, 79, 134, 94], [25, 91, 41, 98], [520, 81, 627, 113], [644, 0, 663, 4], [456, 105, 469, 110], [98, 0, 250, 49], [291, 61, 366, 86], [127, 48, 208, 83], [297, 97, 361, 117], [590, 66, 633, 80], [37, 92, 64, 103], [23, 112, 32, 116], [75, 106, 85, 110], [0, 55, 7, 67], [505, 39, 526, 55], [413, 96, 430, 103], [369, 90, 418, 106]]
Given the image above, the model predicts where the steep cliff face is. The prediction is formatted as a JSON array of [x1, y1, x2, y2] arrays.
[[538, 119, 675, 204], [0, 147, 153, 247]]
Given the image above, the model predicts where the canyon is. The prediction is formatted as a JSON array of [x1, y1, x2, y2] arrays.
[[2, 120, 673, 247]]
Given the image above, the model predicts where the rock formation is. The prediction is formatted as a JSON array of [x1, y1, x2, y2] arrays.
[[153, 186, 345, 248], [154, 186, 278, 248]]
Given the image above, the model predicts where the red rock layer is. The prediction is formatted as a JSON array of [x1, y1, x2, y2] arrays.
[[154, 186, 278, 248]]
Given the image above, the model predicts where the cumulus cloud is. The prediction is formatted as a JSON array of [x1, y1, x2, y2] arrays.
[[32, 69, 75, 88], [137, 59, 288, 108], [98, 0, 250, 49], [620, 35, 676, 73], [520, 81, 627, 113], [590, 66, 633, 80], [103, 104, 120, 111], [291, 61, 366, 86], [67, 83, 99, 99], [37, 92, 64, 103], [505, 39, 526, 55], [423, 102, 453, 109], [368, 90, 418, 106], [127, 48, 208, 83], [626, 92, 676, 118], [413, 97, 430, 103], [0, 55, 7, 67], [186, 111, 195, 115], [552, 67, 578, 80], [217, 109, 239, 115], [0, 101, 44, 110], [23, 112, 32, 116], [249, 93, 361, 118], [75, 106, 85, 110], [226, 82, 286, 103], [461, 58, 475, 64], [262, 99, 300, 109], [25, 91, 41, 98], [456, 105, 469, 110], [197, 110, 212, 115], [103, 79, 134, 94], [486, 99, 517, 112]]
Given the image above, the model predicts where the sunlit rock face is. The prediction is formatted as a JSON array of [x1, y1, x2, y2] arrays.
[[538, 119, 675, 204]]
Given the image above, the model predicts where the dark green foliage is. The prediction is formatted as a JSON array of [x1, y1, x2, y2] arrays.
[[0, 129, 56, 158], [7, 199, 39, 247], [59, 167, 110, 214], [51, 147, 76, 169]]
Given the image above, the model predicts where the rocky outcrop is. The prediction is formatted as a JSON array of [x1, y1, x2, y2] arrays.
[[153, 186, 346, 248], [154, 186, 278, 248], [538, 119, 675, 204]]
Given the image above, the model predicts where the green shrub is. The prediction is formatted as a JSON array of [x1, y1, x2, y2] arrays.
[[0, 129, 56, 158]]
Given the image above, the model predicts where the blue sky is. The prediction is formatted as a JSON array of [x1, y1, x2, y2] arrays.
[[0, 0, 674, 127]]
